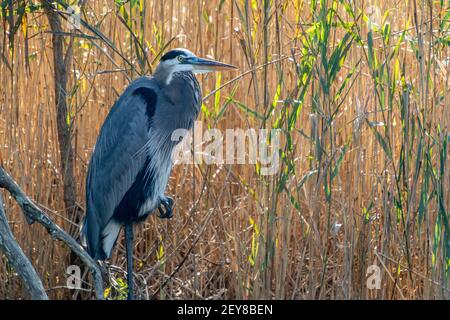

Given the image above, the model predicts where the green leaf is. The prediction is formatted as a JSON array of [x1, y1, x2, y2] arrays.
[[367, 120, 392, 160], [331, 140, 350, 180]]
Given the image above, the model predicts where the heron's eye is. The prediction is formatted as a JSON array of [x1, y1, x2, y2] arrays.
[[177, 56, 185, 63]]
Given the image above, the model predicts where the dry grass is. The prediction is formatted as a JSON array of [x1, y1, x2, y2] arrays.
[[0, 0, 449, 299]]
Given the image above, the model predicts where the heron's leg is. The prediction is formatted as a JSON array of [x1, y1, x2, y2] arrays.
[[157, 196, 173, 219], [124, 223, 134, 300]]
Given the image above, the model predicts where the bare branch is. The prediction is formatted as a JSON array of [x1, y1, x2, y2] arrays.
[[0, 167, 103, 300], [0, 193, 48, 300]]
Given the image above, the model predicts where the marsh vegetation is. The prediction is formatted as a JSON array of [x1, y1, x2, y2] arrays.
[[0, 0, 449, 299]]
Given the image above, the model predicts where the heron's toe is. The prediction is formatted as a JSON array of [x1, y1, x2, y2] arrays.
[[157, 196, 174, 219], [166, 196, 174, 207], [157, 206, 173, 219]]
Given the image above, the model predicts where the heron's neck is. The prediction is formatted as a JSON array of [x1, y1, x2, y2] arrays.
[[153, 66, 190, 86], [155, 71, 200, 107]]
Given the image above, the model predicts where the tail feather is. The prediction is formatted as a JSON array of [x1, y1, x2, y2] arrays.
[[81, 208, 102, 260], [100, 219, 122, 259]]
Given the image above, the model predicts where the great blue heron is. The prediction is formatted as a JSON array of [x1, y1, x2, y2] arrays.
[[81, 48, 236, 299]]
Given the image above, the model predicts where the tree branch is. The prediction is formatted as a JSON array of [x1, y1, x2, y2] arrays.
[[0, 167, 103, 299], [43, 0, 81, 237], [0, 193, 48, 300]]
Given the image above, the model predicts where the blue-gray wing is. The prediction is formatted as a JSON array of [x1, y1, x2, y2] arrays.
[[82, 77, 159, 259]]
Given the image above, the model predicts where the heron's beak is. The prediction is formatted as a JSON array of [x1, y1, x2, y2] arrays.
[[188, 57, 237, 72]]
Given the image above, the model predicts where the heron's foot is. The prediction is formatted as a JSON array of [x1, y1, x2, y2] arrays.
[[157, 196, 173, 219]]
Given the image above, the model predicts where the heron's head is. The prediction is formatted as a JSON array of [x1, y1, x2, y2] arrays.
[[155, 48, 237, 84]]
